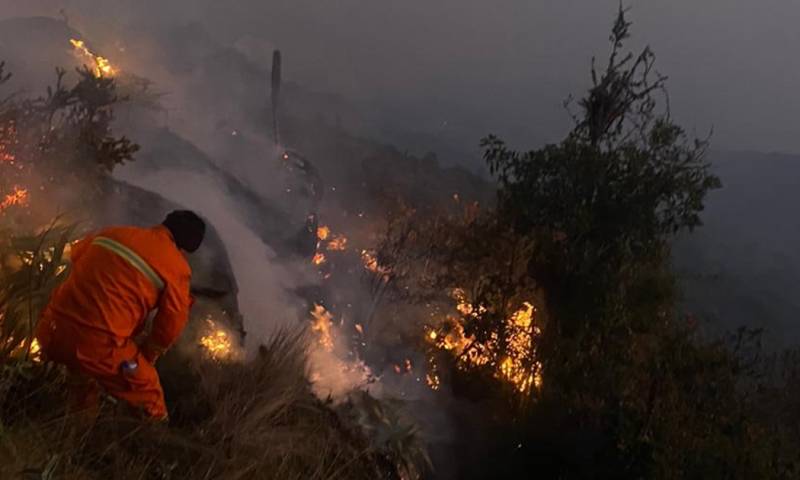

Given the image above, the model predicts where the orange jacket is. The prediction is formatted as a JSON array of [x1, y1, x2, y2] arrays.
[[40, 225, 193, 358]]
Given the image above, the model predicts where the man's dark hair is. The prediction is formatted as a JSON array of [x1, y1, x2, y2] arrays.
[[163, 210, 206, 253]]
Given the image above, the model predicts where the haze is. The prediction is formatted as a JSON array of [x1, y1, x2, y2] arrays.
[[1, 0, 797, 163]]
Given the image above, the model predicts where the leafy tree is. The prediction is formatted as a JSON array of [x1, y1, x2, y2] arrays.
[[373, 7, 800, 479], [480, 6, 720, 390]]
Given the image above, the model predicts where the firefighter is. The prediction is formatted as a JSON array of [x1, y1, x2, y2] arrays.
[[35, 210, 206, 420]]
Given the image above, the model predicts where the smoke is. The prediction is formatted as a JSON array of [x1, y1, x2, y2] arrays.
[[307, 305, 377, 400], [114, 167, 304, 349], [114, 165, 389, 403]]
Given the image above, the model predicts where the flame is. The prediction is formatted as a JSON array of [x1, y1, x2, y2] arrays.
[[1, 186, 28, 212], [69, 39, 117, 77], [393, 358, 413, 375], [326, 234, 348, 251], [427, 293, 543, 394], [360, 249, 391, 276], [313, 226, 330, 265], [311, 303, 335, 351], [0, 122, 17, 163], [5, 337, 42, 362], [29, 339, 41, 362], [312, 252, 327, 266], [426, 373, 441, 390], [499, 302, 542, 392], [316, 225, 347, 251], [199, 317, 235, 361], [453, 288, 487, 318], [306, 303, 375, 400]]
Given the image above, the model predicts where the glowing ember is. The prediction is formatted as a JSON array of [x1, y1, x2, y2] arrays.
[[315, 225, 348, 252], [0, 186, 28, 212], [69, 39, 117, 77], [354, 323, 364, 335], [311, 303, 335, 351], [426, 372, 441, 390], [29, 339, 41, 362], [360, 249, 391, 276], [326, 234, 348, 251], [6, 337, 42, 362], [199, 317, 235, 361], [312, 252, 327, 266], [453, 288, 487, 318], [498, 302, 542, 392], [0, 123, 17, 163]]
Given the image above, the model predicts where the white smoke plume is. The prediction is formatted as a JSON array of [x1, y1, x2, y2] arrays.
[[114, 168, 301, 349]]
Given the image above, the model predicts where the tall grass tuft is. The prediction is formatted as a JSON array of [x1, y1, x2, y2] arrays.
[[0, 223, 428, 479], [0, 221, 75, 362]]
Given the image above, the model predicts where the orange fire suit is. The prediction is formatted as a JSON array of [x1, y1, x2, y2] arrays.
[[35, 225, 193, 419]]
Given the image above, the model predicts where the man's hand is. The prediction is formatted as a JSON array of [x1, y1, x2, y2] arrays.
[[140, 339, 166, 364]]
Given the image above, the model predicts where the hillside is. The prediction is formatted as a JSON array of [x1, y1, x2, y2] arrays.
[[675, 150, 800, 347]]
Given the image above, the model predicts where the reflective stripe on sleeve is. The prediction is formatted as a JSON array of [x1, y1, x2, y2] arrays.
[[92, 236, 165, 292]]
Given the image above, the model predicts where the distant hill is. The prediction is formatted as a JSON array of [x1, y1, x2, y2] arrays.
[[674, 150, 800, 348]]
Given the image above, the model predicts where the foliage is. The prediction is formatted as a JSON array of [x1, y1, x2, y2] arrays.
[[0, 62, 138, 224], [375, 6, 799, 479], [481, 6, 720, 339], [0, 326, 420, 479], [376, 202, 542, 403], [0, 221, 427, 480], [346, 390, 433, 480], [0, 221, 75, 362]]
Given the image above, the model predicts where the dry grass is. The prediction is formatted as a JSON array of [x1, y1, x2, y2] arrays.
[[0, 331, 397, 480], [0, 225, 428, 480]]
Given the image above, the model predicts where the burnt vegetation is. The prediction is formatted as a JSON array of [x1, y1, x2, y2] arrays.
[[0, 6, 799, 480], [375, 8, 800, 479]]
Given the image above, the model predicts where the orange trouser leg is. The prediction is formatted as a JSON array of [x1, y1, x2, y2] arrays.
[[38, 319, 168, 420], [89, 350, 168, 420]]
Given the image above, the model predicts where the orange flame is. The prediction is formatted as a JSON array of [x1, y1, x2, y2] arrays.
[[360, 249, 391, 276], [199, 317, 236, 361], [0, 122, 16, 163], [312, 252, 327, 266], [70, 39, 117, 77], [326, 234, 348, 251], [426, 372, 441, 390], [1, 186, 28, 212], [427, 293, 543, 394], [311, 304, 335, 351], [5, 337, 42, 362]]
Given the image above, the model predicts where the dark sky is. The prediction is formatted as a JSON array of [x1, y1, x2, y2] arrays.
[[2, 0, 799, 156]]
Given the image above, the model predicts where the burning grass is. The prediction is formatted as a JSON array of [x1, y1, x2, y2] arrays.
[[0, 331, 408, 480], [198, 315, 240, 362], [0, 223, 428, 479]]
